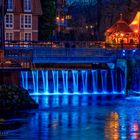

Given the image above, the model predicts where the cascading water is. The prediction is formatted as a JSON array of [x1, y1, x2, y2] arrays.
[[32, 70, 39, 93], [21, 69, 125, 95], [72, 70, 79, 93], [52, 70, 59, 93], [92, 70, 98, 93], [41, 71, 49, 93], [101, 70, 108, 93], [62, 70, 69, 93], [81, 70, 88, 93], [21, 71, 28, 90]]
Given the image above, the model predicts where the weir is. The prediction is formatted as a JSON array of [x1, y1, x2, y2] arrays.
[[21, 69, 125, 95]]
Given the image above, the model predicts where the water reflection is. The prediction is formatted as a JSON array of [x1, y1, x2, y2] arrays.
[[2, 96, 140, 139], [105, 112, 119, 140]]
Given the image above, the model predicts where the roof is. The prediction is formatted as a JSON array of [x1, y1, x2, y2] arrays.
[[129, 11, 140, 32], [106, 19, 133, 34]]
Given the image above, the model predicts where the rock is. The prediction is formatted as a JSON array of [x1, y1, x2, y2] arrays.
[[0, 85, 38, 111]]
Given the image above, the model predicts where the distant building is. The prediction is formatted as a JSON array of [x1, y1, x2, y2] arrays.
[[105, 14, 140, 47], [5, 0, 42, 42], [105, 17, 133, 45]]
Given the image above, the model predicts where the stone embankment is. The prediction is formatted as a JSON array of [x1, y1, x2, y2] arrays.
[[0, 85, 38, 111]]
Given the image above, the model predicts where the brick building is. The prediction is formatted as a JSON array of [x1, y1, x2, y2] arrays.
[[5, 0, 42, 41]]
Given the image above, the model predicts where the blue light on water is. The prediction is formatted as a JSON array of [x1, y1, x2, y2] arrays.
[[21, 70, 126, 96], [132, 49, 136, 53], [122, 50, 126, 53]]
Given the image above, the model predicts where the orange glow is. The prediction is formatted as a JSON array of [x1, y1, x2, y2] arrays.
[[56, 16, 60, 21], [61, 18, 64, 22], [105, 112, 119, 140], [131, 21, 138, 25], [115, 33, 118, 36], [120, 33, 124, 37], [130, 11, 140, 32], [135, 30, 138, 33]]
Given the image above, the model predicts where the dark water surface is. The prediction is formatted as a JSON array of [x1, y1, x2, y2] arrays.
[[1, 95, 140, 140]]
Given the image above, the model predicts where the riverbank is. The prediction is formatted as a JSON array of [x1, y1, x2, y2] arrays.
[[0, 85, 38, 111]]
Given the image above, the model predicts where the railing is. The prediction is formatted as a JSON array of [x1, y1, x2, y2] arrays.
[[3, 43, 140, 64], [4, 40, 140, 49]]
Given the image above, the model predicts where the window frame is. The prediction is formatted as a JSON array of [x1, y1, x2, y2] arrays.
[[24, 32, 32, 41], [5, 32, 14, 41], [7, 0, 14, 11], [24, 0, 32, 12], [5, 13, 14, 29], [20, 14, 32, 29]]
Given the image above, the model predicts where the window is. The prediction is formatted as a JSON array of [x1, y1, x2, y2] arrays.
[[5, 32, 13, 41], [5, 14, 14, 28], [24, 0, 32, 12], [20, 14, 32, 29], [24, 32, 32, 41], [7, 0, 13, 11]]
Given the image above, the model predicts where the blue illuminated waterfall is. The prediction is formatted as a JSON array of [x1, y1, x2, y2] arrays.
[[41, 71, 49, 93], [52, 70, 59, 93], [32, 71, 39, 93], [81, 70, 88, 93], [62, 70, 68, 93], [72, 70, 79, 93], [21, 69, 125, 95], [92, 70, 98, 93], [101, 70, 108, 93], [21, 71, 28, 90]]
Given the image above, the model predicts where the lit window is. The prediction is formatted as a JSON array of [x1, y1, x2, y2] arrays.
[[24, 0, 32, 12], [5, 14, 14, 28], [20, 14, 32, 29], [24, 32, 32, 41], [5, 32, 13, 41], [7, 0, 13, 11]]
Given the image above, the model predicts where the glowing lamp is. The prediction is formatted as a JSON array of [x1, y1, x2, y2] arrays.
[[61, 18, 64, 22], [56, 16, 60, 21], [120, 33, 124, 37]]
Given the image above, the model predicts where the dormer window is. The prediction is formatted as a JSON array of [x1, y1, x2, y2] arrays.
[[24, 0, 32, 12], [7, 0, 13, 11]]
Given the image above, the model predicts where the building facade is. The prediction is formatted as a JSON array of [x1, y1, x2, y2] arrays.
[[5, 0, 42, 42]]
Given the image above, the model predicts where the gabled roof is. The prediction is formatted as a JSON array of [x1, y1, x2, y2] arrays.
[[106, 19, 133, 34], [129, 11, 140, 32]]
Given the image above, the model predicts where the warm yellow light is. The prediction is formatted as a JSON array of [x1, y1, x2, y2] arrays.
[[115, 33, 118, 36], [120, 33, 124, 37], [61, 18, 64, 21], [56, 16, 60, 21], [135, 30, 138, 33], [131, 21, 138, 25]]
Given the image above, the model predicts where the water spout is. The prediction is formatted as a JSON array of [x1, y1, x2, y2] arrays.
[[81, 70, 88, 93], [32, 70, 39, 93], [62, 70, 69, 93], [72, 70, 79, 93], [41, 70, 49, 93], [92, 70, 98, 93], [52, 70, 59, 93]]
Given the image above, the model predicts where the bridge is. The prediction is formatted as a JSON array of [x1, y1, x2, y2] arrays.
[[3, 46, 140, 66]]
